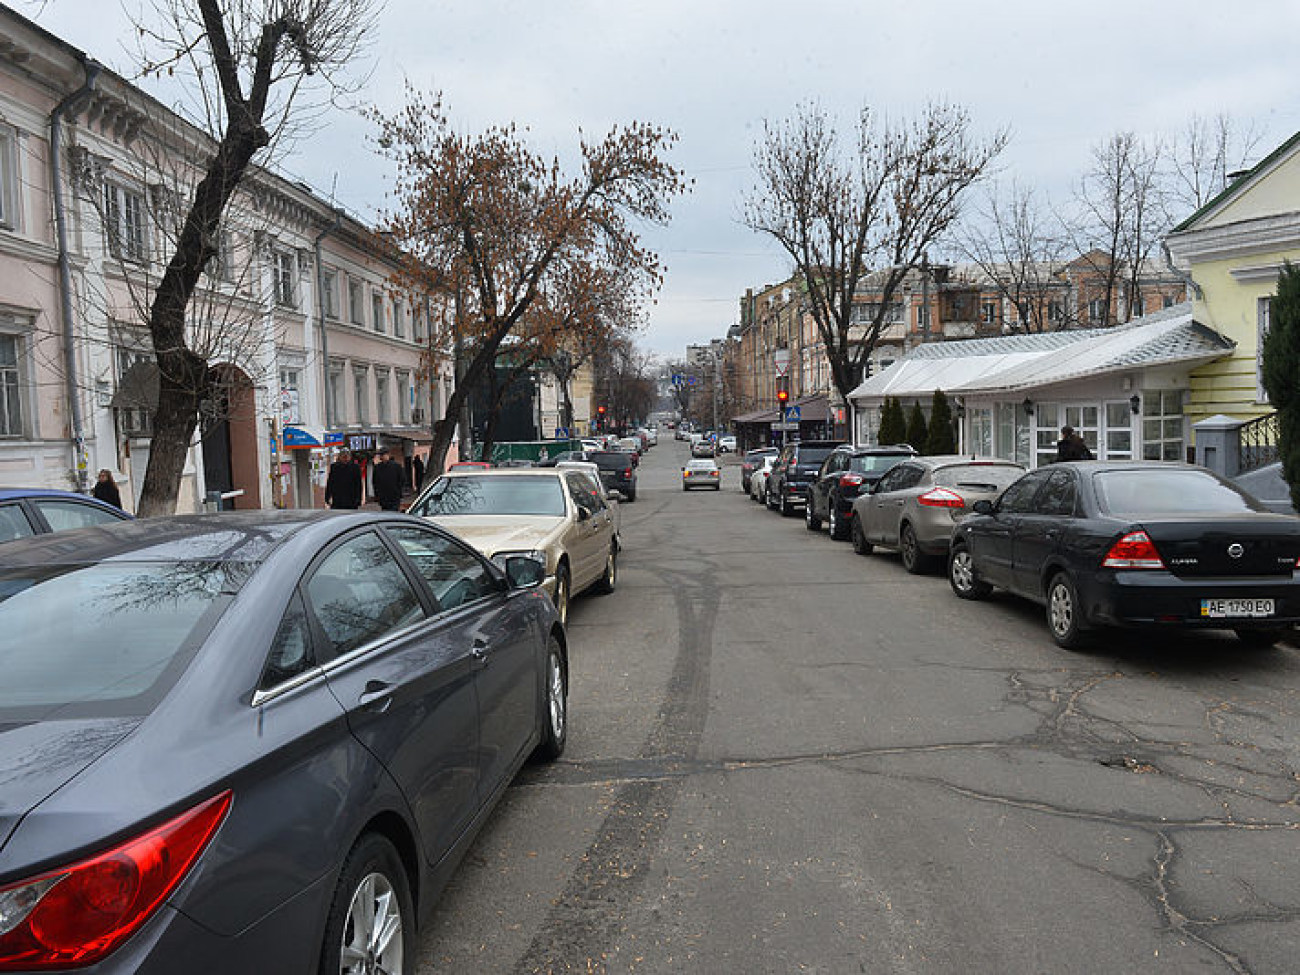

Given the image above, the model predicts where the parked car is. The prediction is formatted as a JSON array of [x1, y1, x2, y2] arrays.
[[740, 447, 779, 494], [614, 437, 643, 464], [718, 435, 737, 454], [0, 510, 566, 974], [805, 446, 918, 540], [949, 461, 1300, 649], [691, 438, 717, 458], [851, 456, 1027, 572], [749, 455, 778, 504], [407, 468, 619, 623], [682, 458, 722, 491], [557, 460, 624, 534], [587, 450, 638, 502], [0, 487, 131, 542], [765, 440, 848, 516]]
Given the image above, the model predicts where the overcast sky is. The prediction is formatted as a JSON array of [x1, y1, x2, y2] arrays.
[[24, 0, 1300, 359]]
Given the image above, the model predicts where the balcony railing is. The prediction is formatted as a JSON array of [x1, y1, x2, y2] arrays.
[[1238, 411, 1280, 474]]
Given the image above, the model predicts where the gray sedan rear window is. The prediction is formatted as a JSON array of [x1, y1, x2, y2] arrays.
[[0, 562, 242, 716], [934, 464, 1025, 491]]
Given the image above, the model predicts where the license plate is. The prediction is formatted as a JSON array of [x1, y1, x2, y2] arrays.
[[1200, 598, 1274, 618]]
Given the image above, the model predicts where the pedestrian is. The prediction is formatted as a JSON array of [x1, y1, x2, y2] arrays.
[[1055, 425, 1093, 462], [412, 454, 426, 491], [324, 449, 363, 509], [371, 447, 404, 511], [91, 469, 122, 509]]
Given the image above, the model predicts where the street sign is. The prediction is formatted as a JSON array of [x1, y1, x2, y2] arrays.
[[772, 421, 799, 431], [786, 405, 801, 422], [774, 348, 791, 377]]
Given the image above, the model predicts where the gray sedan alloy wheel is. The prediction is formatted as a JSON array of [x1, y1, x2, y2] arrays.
[[325, 834, 413, 975]]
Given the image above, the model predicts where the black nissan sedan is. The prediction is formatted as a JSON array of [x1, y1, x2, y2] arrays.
[[947, 462, 1300, 649], [0, 511, 566, 973]]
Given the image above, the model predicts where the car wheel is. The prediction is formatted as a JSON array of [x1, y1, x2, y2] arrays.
[[593, 546, 617, 594], [899, 523, 935, 575], [828, 506, 849, 541], [319, 834, 413, 975], [948, 544, 992, 600], [1234, 627, 1284, 648], [779, 492, 793, 517], [805, 499, 822, 531], [531, 634, 567, 762], [851, 518, 873, 556], [1046, 572, 1089, 649], [552, 564, 571, 625], [625, 489, 636, 502]]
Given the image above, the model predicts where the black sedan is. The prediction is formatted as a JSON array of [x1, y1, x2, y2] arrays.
[[0, 511, 566, 973], [804, 445, 916, 540], [948, 462, 1300, 649]]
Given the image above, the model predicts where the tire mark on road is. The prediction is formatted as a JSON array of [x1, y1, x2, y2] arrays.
[[512, 561, 719, 974]]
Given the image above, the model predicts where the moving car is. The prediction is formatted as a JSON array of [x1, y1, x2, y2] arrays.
[[0, 511, 566, 973], [691, 438, 717, 458], [948, 461, 1300, 649], [740, 447, 778, 494], [804, 445, 917, 540], [408, 468, 619, 623], [682, 458, 722, 491], [587, 450, 638, 502], [0, 486, 131, 542], [766, 440, 847, 516], [851, 456, 1026, 573], [717, 435, 737, 454], [749, 455, 778, 504]]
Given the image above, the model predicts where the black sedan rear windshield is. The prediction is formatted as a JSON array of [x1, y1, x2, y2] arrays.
[[0, 562, 244, 717], [1094, 469, 1257, 517], [796, 447, 838, 465], [410, 475, 567, 516]]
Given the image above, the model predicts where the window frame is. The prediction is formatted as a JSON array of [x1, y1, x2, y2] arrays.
[[0, 124, 20, 231], [273, 248, 297, 308], [103, 181, 149, 263], [0, 331, 24, 438]]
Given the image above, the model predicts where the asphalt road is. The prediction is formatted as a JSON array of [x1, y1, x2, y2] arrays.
[[415, 440, 1300, 974]]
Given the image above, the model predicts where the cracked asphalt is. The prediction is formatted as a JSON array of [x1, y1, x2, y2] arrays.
[[415, 441, 1300, 974]]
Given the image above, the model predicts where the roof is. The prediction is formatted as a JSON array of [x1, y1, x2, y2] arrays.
[[848, 303, 1233, 403], [1173, 130, 1300, 233]]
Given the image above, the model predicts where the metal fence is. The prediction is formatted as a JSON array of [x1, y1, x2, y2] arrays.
[[1238, 412, 1280, 473]]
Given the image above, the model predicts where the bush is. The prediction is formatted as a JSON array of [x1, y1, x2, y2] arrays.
[[877, 396, 907, 446], [1261, 262, 1300, 511], [926, 389, 957, 454], [905, 401, 929, 453]]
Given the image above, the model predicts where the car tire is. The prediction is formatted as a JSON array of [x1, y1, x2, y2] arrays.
[[851, 518, 873, 556], [552, 564, 571, 625], [625, 488, 636, 502], [319, 834, 414, 975], [593, 546, 617, 594], [805, 499, 822, 531], [828, 506, 849, 541], [531, 634, 567, 762], [948, 544, 992, 600], [766, 486, 777, 511], [779, 492, 794, 517], [1046, 572, 1089, 650], [1234, 627, 1284, 648], [899, 523, 935, 575]]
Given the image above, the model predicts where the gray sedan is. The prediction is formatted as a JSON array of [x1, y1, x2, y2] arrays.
[[850, 456, 1026, 573], [0, 511, 565, 973]]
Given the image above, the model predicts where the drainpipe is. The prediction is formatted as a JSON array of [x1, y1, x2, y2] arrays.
[[314, 209, 343, 429], [1162, 241, 1202, 303], [50, 57, 102, 491]]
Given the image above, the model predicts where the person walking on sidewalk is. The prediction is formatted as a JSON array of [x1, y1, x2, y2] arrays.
[[1055, 425, 1093, 462], [372, 447, 404, 511], [325, 449, 363, 509]]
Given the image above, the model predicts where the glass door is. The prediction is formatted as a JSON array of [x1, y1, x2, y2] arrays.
[[1103, 402, 1133, 460]]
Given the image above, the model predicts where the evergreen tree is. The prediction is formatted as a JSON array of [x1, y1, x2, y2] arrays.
[[1261, 262, 1300, 511], [878, 396, 907, 446], [926, 389, 957, 454], [905, 401, 929, 452]]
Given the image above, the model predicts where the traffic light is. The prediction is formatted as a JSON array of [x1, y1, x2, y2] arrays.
[[776, 376, 789, 406]]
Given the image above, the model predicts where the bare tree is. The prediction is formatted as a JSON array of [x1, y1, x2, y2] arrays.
[[1167, 113, 1265, 218], [956, 180, 1077, 333], [121, 0, 375, 515], [745, 102, 1005, 402]]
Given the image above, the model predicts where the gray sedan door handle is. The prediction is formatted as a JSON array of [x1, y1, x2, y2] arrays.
[[359, 680, 394, 712]]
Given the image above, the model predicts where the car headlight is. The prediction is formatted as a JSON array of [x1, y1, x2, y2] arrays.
[[491, 549, 548, 574]]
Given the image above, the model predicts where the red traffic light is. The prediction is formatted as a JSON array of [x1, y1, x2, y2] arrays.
[[597, 405, 606, 414], [776, 388, 789, 404]]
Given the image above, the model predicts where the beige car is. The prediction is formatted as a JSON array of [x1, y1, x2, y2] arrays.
[[407, 468, 619, 622]]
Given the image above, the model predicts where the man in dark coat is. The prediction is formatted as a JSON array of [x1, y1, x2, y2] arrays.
[[324, 449, 363, 509], [371, 447, 404, 511], [1055, 425, 1093, 462]]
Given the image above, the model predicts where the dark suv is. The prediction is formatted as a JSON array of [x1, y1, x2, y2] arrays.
[[765, 440, 847, 517], [589, 450, 638, 502], [804, 445, 917, 540]]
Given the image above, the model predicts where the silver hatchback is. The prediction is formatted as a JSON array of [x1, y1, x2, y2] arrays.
[[850, 456, 1026, 573]]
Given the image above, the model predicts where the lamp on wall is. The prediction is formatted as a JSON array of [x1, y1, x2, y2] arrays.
[[954, 400, 966, 420], [1022, 397, 1034, 417], [1129, 393, 1141, 415]]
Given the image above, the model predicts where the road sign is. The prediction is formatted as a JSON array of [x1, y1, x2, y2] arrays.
[[786, 405, 801, 422], [774, 348, 791, 377], [772, 421, 799, 431]]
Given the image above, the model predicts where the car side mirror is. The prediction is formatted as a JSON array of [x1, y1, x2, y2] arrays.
[[576, 506, 592, 522], [972, 499, 995, 516], [503, 555, 545, 589]]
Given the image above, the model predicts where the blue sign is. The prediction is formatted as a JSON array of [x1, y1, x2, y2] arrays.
[[786, 405, 801, 422], [554, 427, 570, 439]]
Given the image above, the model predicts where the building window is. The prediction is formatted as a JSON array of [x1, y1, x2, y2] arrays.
[[279, 368, 301, 425], [981, 301, 997, 325], [916, 303, 930, 330], [969, 407, 993, 456], [1257, 297, 1272, 403], [0, 334, 22, 436], [273, 249, 297, 308], [1104, 401, 1133, 460], [1163, 295, 1175, 309], [1142, 390, 1185, 462], [103, 183, 148, 262], [206, 228, 235, 283], [397, 371, 412, 423], [372, 293, 385, 333], [413, 301, 426, 343], [392, 298, 405, 339], [1087, 298, 1105, 323], [0, 127, 19, 230], [348, 279, 364, 325], [353, 366, 368, 425], [376, 371, 390, 426], [1047, 300, 1064, 323], [321, 268, 338, 319], [328, 362, 345, 426]]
